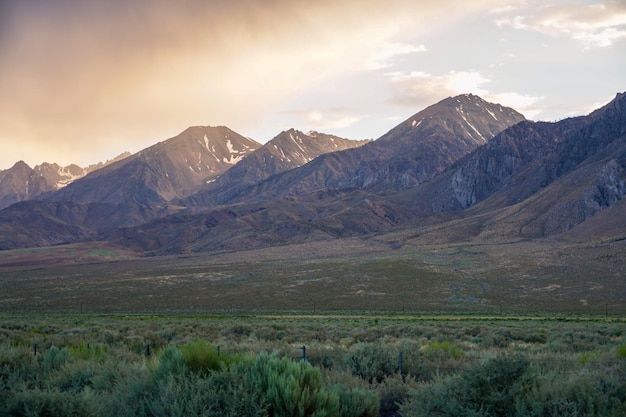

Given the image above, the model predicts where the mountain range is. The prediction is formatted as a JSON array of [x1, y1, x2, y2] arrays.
[[0, 152, 130, 210], [0, 93, 624, 258]]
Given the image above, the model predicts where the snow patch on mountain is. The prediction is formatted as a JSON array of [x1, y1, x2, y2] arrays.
[[486, 108, 498, 121], [457, 108, 486, 143], [54, 166, 86, 189]]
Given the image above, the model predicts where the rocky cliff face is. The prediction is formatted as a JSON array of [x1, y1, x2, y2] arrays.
[[548, 160, 624, 232], [448, 119, 583, 210], [400, 93, 626, 239]]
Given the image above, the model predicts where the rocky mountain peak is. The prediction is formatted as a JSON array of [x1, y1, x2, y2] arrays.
[[386, 94, 525, 148], [185, 129, 369, 207], [333, 94, 526, 191], [45, 126, 261, 206], [0, 161, 90, 209]]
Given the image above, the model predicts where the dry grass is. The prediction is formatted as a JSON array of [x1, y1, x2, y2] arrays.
[[1, 233, 624, 315]]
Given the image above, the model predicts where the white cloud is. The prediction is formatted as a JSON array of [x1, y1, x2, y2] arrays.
[[387, 70, 490, 106], [387, 70, 544, 118], [285, 108, 364, 131], [483, 92, 544, 119], [366, 42, 427, 70], [496, 1, 626, 48], [564, 95, 615, 117]]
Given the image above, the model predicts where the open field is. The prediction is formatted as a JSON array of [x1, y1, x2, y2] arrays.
[[1, 235, 624, 315], [2, 230, 625, 414]]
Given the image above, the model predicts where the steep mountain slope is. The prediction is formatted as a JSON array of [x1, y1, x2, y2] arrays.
[[345, 93, 525, 190], [0, 161, 32, 209], [213, 94, 525, 204], [0, 154, 130, 210], [391, 92, 626, 241], [0, 200, 178, 250], [110, 188, 416, 254], [186, 129, 369, 207], [47, 126, 260, 206]]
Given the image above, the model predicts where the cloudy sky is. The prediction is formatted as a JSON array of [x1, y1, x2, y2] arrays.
[[1, 0, 625, 169]]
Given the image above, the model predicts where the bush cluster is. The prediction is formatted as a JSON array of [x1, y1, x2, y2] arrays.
[[0, 343, 379, 417], [1, 314, 625, 416]]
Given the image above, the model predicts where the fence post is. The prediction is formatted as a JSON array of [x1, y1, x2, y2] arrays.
[[398, 351, 403, 376], [301, 345, 307, 362], [34, 343, 37, 357]]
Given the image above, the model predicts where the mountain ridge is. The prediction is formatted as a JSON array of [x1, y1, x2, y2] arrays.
[[107, 93, 624, 254], [184, 94, 525, 209], [0, 93, 623, 257], [45, 126, 261, 206], [185, 129, 370, 207], [0, 152, 131, 210]]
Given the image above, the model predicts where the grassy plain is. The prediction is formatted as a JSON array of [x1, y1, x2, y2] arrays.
[[2, 217, 624, 414], [0, 235, 624, 315]]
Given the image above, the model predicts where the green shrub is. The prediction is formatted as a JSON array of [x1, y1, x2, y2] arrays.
[[152, 344, 187, 383], [67, 343, 107, 361], [308, 347, 342, 370], [401, 354, 530, 417], [336, 387, 379, 417], [99, 365, 153, 417], [247, 352, 340, 417], [516, 361, 626, 417], [179, 340, 242, 373], [377, 375, 415, 416], [464, 354, 529, 415], [5, 387, 100, 417], [50, 361, 95, 393], [0, 345, 41, 390], [202, 366, 269, 417], [345, 343, 396, 383], [616, 343, 626, 358], [223, 325, 253, 339], [420, 340, 465, 360], [578, 350, 600, 365], [43, 346, 73, 373], [146, 367, 269, 417]]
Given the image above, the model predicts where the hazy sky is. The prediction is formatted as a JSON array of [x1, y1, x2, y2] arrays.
[[1, 0, 625, 169]]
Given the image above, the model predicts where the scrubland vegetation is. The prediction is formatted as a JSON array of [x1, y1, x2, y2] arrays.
[[1, 313, 625, 416]]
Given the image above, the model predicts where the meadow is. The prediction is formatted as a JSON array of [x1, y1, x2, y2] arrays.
[[1, 238, 624, 316], [1, 312, 625, 416], [1, 239, 625, 415]]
